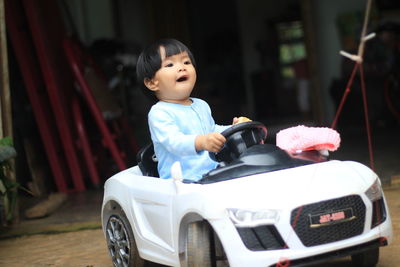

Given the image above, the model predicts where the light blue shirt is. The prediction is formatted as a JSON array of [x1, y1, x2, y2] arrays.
[[148, 98, 229, 181]]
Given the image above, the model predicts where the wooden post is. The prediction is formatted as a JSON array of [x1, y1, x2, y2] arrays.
[[0, 0, 18, 223], [300, 0, 324, 124], [0, 0, 12, 137]]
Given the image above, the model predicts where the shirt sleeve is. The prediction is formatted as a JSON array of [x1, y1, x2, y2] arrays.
[[148, 107, 198, 156]]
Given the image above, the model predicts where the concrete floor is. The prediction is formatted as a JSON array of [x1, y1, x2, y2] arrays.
[[0, 189, 103, 239]]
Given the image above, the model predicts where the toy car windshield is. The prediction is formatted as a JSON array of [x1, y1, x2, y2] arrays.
[[198, 121, 326, 184], [199, 143, 320, 184]]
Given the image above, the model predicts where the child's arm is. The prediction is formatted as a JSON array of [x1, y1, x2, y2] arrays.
[[199, 117, 251, 152], [195, 133, 226, 153]]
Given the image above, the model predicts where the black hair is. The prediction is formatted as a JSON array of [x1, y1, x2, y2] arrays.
[[136, 38, 196, 100]]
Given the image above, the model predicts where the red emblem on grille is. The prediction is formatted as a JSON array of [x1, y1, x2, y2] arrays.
[[309, 208, 355, 228], [319, 211, 345, 223]]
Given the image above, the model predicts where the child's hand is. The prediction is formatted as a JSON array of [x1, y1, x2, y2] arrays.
[[233, 116, 252, 125], [195, 132, 226, 153]]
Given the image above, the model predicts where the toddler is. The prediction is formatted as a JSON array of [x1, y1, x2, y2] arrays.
[[136, 38, 242, 180]]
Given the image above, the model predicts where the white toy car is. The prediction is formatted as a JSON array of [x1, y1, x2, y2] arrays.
[[102, 122, 393, 267]]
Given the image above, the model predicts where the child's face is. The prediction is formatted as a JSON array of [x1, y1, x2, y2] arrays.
[[145, 46, 196, 105]]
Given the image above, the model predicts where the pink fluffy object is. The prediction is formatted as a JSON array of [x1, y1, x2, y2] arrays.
[[276, 125, 341, 153]]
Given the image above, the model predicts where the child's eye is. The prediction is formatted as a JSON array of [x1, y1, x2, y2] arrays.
[[165, 63, 173, 67], [184, 60, 191, 65]]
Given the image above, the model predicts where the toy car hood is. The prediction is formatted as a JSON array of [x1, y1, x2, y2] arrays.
[[188, 160, 377, 210]]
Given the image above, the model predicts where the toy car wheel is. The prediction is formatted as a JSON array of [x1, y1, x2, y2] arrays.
[[351, 247, 379, 267], [180, 221, 214, 267], [105, 212, 145, 267]]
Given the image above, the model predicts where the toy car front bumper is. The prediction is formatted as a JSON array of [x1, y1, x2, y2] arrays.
[[209, 211, 392, 267]]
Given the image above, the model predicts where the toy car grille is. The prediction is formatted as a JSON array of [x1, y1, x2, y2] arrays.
[[371, 197, 387, 228], [236, 225, 286, 251], [290, 195, 366, 247]]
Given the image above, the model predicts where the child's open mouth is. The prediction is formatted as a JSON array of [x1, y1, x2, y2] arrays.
[[177, 75, 188, 82]]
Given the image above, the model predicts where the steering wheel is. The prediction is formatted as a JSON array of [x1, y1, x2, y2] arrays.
[[210, 121, 268, 163]]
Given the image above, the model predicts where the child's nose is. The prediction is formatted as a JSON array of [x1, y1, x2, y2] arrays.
[[178, 63, 186, 71]]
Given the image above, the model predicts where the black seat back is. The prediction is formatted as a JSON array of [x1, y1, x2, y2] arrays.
[[136, 143, 159, 177]]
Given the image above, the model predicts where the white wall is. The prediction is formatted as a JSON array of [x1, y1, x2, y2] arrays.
[[62, 0, 115, 45], [85, 0, 115, 42]]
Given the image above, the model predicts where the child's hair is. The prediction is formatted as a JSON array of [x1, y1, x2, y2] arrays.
[[136, 38, 196, 100]]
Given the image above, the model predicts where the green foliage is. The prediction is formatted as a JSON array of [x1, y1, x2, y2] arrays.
[[0, 136, 13, 146]]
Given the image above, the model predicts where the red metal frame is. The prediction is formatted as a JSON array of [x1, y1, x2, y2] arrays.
[[5, 0, 72, 192], [21, 0, 86, 191], [7, 0, 140, 191], [63, 37, 139, 171], [72, 98, 101, 186]]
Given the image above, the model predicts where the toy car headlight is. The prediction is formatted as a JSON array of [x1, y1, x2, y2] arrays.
[[365, 178, 383, 202], [228, 208, 279, 227]]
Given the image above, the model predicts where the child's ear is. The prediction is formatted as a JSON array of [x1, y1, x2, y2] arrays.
[[144, 78, 158, 91]]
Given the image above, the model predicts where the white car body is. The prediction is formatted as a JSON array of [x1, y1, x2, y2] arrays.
[[102, 157, 393, 267]]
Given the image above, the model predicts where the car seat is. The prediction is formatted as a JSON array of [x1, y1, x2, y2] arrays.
[[136, 143, 159, 177]]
